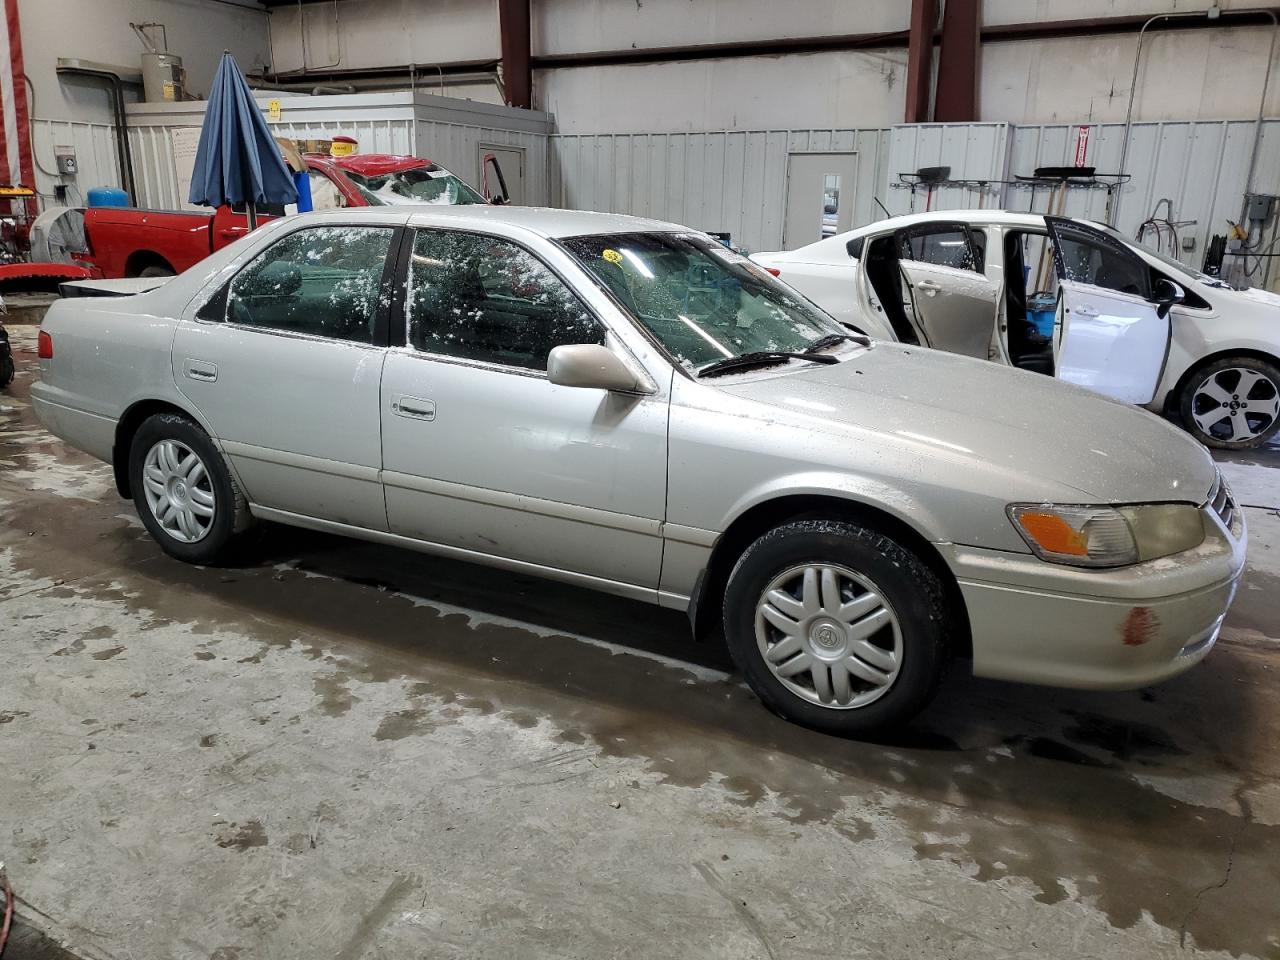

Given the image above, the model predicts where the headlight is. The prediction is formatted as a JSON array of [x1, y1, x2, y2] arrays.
[[1008, 503, 1205, 568]]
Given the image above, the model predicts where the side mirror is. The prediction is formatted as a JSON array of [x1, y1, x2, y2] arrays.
[[547, 344, 646, 393], [1152, 278, 1185, 318]]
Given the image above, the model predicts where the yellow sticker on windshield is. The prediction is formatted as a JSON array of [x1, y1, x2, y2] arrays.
[[602, 248, 623, 265]]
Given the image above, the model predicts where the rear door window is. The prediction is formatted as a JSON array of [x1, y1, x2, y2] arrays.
[[225, 225, 395, 343], [897, 225, 983, 273]]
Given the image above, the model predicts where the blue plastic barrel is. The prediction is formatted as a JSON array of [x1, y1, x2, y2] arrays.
[[1026, 292, 1058, 338], [86, 187, 130, 208]]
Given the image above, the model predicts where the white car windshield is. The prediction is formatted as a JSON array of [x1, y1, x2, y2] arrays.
[[562, 232, 849, 372]]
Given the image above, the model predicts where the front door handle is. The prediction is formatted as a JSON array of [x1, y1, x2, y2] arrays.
[[392, 395, 435, 421], [183, 358, 218, 382], [1073, 305, 1100, 318], [916, 280, 941, 296]]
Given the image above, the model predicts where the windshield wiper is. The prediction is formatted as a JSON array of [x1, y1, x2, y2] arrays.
[[803, 333, 854, 354], [697, 350, 840, 379]]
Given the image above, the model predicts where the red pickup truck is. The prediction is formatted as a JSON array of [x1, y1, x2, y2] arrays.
[[77, 153, 496, 279]]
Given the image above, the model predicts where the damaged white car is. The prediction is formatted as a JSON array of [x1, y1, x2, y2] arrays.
[[752, 211, 1280, 449]]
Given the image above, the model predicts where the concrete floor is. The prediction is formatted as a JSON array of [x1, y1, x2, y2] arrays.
[[2, 324, 1279, 960]]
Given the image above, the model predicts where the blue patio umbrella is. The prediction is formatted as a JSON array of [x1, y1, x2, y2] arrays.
[[188, 52, 297, 227]]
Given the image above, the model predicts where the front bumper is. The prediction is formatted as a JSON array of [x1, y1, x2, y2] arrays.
[[941, 501, 1246, 690]]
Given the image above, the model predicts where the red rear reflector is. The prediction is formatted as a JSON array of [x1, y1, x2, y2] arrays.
[[764, 267, 781, 276], [37, 330, 53, 359]]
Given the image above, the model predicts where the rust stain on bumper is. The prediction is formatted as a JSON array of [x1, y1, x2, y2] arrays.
[[1121, 606, 1158, 646]]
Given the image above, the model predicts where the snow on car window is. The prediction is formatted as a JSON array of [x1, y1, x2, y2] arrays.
[[562, 232, 846, 371], [406, 230, 604, 370], [226, 226, 394, 342]]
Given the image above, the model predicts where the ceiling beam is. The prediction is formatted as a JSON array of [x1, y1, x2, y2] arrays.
[[497, 0, 532, 109], [904, 0, 938, 123], [935, 0, 979, 122]]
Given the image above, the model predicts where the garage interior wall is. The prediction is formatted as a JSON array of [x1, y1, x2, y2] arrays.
[[122, 93, 552, 211], [549, 119, 1279, 265]]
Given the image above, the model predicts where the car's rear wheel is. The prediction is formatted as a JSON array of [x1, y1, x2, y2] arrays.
[[129, 413, 249, 564], [138, 264, 175, 279], [1180, 356, 1280, 449], [723, 519, 949, 737]]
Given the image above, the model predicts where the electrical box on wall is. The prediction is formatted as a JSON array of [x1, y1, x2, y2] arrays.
[[55, 150, 77, 176], [1247, 194, 1276, 222]]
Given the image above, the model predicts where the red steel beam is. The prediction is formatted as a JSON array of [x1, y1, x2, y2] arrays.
[[935, 0, 980, 121], [497, 0, 532, 109], [904, 0, 938, 123]]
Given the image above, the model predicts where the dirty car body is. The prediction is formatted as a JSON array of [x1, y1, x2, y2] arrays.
[[31, 207, 1247, 735]]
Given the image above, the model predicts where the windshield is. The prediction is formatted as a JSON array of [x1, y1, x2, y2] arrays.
[[344, 164, 488, 206], [561, 232, 847, 372]]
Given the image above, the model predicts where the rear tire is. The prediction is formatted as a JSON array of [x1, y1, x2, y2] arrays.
[[723, 519, 949, 737], [1179, 355, 1280, 449], [138, 264, 175, 279], [129, 413, 250, 565]]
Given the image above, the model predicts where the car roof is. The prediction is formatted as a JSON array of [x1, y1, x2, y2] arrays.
[[290, 205, 689, 239], [847, 209, 1048, 236], [760, 209, 1050, 260], [405, 205, 688, 238]]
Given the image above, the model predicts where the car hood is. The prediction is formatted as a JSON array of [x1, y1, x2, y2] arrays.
[[1236, 284, 1280, 310], [715, 344, 1217, 504]]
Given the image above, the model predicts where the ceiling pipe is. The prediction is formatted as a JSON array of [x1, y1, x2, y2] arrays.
[[1117, 7, 1278, 225]]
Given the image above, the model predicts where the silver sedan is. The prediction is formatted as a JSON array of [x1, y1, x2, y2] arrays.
[[32, 207, 1245, 736]]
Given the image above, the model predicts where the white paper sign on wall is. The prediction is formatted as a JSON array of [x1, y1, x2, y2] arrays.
[[170, 126, 203, 209]]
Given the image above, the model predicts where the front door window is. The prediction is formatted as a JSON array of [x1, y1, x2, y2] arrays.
[[406, 230, 604, 370]]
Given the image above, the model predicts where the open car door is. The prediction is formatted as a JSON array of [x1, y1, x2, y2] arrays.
[[1045, 216, 1170, 405], [895, 222, 997, 359]]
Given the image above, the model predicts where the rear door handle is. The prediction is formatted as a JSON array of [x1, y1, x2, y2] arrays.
[[183, 358, 218, 382], [916, 280, 941, 295], [392, 395, 435, 421]]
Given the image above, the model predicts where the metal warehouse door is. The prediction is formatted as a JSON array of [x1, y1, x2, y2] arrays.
[[783, 152, 858, 250]]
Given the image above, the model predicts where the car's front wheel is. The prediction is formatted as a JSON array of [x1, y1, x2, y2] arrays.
[[723, 519, 949, 737], [129, 412, 249, 564], [1180, 356, 1280, 449]]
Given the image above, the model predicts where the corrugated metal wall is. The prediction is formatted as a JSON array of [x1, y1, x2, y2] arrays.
[[883, 122, 1012, 215], [410, 122, 550, 207], [29, 119, 119, 205], [1008, 119, 1280, 264], [120, 93, 551, 210], [548, 118, 1279, 283], [549, 128, 890, 253]]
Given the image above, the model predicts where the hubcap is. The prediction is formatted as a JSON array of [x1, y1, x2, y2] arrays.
[[753, 563, 903, 710], [142, 439, 215, 543], [1191, 367, 1279, 443]]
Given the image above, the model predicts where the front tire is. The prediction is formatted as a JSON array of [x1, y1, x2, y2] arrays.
[[1180, 356, 1280, 449], [723, 519, 949, 737], [129, 413, 249, 564]]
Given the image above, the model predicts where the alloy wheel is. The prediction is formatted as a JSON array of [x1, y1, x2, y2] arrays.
[[142, 439, 216, 543], [753, 563, 902, 709], [1191, 367, 1280, 444]]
